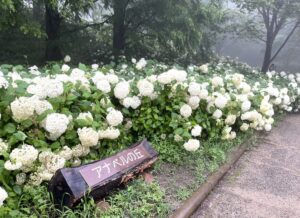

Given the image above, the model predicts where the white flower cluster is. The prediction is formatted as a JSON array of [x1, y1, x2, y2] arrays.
[[77, 127, 99, 147], [106, 108, 123, 126], [77, 112, 93, 121], [98, 127, 120, 140], [114, 81, 130, 99], [137, 79, 154, 97], [0, 186, 8, 206], [183, 139, 200, 151], [0, 139, 8, 155], [157, 68, 187, 84], [41, 113, 70, 140], [10, 96, 53, 122], [123, 96, 141, 109], [27, 77, 64, 99], [4, 144, 38, 171]]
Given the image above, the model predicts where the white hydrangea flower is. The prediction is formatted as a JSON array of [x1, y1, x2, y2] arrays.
[[77, 112, 93, 121], [106, 108, 123, 126], [174, 134, 183, 142], [0, 76, 9, 89], [92, 64, 99, 70], [0, 139, 8, 155], [188, 82, 201, 96], [72, 144, 90, 158], [239, 82, 251, 94], [61, 64, 70, 72], [191, 125, 202, 137], [106, 74, 119, 84], [241, 100, 251, 112], [29, 66, 41, 75], [231, 73, 244, 87], [4, 160, 22, 171], [199, 89, 209, 100], [214, 95, 228, 109], [168, 69, 187, 82], [10, 96, 36, 122], [180, 104, 192, 118], [264, 124, 272, 131], [0, 186, 8, 206], [70, 68, 89, 86], [211, 76, 224, 87], [27, 78, 64, 99], [225, 114, 237, 125], [240, 123, 249, 132], [146, 75, 157, 83], [39, 151, 66, 174], [72, 158, 81, 167], [199, 64, 209, 73], [188, 96, 200, 109], [96, 80, 111, 93], [123, 96, 141, 109], [137, 79, 154, 97], [5, 144, 38, 171], [92, 71, 106, 84], [42, 113, 70, 140], [183, 139, 200, 151], [98, 127, 120, 140], [157, 72, 173, 84], [16, 173, 26, 185], [34, 100, 53, 115], [77, 127, 99, 147], [222, 126, 236, 140], [64, 55, 71, 62], [136, 58, 147, 70], [213, 109, 223, 119], [114, 81, 130, 99], [59, 146, 73, 160]]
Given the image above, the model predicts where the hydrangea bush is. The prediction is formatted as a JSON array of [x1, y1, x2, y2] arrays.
[[0, 58, 299, 210]]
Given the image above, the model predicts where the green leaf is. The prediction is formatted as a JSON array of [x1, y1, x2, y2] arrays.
[[13, 131, 27, 141], [20, 119, 33, 128], [13, 185, 22, 195], [52, 64, 61, 74], [4, 123, 16, 134], [79, 63, 87, 71]]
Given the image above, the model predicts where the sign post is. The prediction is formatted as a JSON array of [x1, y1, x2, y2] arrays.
[[48, 139, 158, 208]]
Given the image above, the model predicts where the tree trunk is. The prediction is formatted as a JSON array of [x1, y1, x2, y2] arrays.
[[112, 0, 127, 59], [45, 2, 62, 61], [261, 32, 273, 73]]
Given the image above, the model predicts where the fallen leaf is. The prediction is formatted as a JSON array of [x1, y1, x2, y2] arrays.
[[97, 200, 110, 212], [142, 172, 154, 184]]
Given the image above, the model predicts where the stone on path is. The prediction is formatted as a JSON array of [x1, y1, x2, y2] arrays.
[[192, 114, 300, 218]]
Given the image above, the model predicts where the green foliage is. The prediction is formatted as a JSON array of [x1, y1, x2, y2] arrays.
[[102, 179, 169, 217]]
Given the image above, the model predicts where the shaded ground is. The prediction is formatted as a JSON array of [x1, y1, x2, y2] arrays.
[[192, 113, 300, 218]]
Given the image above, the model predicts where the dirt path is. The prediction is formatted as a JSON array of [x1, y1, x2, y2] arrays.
[[192, 114, 300, 218]]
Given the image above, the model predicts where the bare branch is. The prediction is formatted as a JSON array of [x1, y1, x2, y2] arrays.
[[270, 18, 300, 62], [60, 18, 110, 36]]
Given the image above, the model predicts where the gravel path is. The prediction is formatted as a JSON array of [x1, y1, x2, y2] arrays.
[[192, 114, 300, 218]]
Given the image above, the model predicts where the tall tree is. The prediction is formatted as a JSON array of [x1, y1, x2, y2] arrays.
[[43, 0, 96, 61], [45, 1, 62, 61], [103, 0, 225, 63], [233, 0, 300, 72]]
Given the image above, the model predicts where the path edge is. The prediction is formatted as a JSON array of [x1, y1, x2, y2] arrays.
[[170, 135, 258, 218]]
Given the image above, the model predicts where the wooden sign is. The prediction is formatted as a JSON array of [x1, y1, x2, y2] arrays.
[[48, 139, 158, 208]]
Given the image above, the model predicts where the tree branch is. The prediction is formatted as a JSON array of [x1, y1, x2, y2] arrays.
[[60, 18, 110, 36], [270, 19, 300, 63]]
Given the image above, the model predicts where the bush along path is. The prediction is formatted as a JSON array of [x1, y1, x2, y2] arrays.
[[0, 58, 299, 217], [192, 113, 300, 218]]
